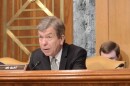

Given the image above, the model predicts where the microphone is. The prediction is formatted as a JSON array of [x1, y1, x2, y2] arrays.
[[31, 61, 41, 70]]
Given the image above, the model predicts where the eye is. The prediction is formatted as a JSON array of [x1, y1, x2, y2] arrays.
[[109, 57, 116, 60], [44, 35, 53, 41], [47, 35, 52, 38], [46, 35, 53, 39], [39, 35, 43, 38]]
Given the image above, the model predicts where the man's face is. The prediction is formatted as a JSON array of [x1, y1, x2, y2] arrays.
[[101, 50, 118, 60], [38, 27, 65, 57]]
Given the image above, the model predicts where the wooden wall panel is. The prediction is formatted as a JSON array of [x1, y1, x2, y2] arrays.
[[96, 0, 130, 67], [54, 0, 60, 18], [64, 0, 73, 44], [0, 0, 73, 62], [0, 0, 3, 57], [109, 0, 130, 67], [95, 0, 109, 55]]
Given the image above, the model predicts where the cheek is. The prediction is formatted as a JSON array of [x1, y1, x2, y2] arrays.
[[38, 40, 41, 45], [48, 38, 63, 50], [53, 41, 61, 47], [60, 38, 65, 45], [48, 40, 59, 49], [39, 39, 42, 44], [39, 40, 43, 47], [51, 40, 61, 50]]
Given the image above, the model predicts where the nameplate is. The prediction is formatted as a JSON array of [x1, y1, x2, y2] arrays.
[[0, 65, 26, 70]]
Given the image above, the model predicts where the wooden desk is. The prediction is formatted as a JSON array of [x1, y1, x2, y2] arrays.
[[0, 69, 130, 86]]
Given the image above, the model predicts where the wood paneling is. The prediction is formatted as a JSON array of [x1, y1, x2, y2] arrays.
[[109, 0, 130, 67], [0, 69, 130, 86], [95, 0, 109, 54], [96, 0, 130, 67], [0, 0, 3, 57], [0, 0, 73, 61], [64, 0, 73, 44]]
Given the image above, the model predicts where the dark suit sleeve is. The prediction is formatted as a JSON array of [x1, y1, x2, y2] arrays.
[[26, 53, 35, 70], [27, 49, 41, 70], [72, 48, 87, 69]]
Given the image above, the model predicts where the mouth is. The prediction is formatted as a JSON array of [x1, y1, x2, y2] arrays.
[[44, 48, 50, 50], [41, 48, 51, 56], [42, 48, 50, 52]]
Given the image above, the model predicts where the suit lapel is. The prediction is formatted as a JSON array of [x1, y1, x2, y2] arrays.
[[43, 56, 51, 70], [40, 53, 51, 70], [59, 43, 69, 70]]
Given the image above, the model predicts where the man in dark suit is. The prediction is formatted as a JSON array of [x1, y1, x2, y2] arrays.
[[27, 16, 87, 70]]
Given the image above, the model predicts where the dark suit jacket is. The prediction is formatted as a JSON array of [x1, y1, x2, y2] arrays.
[[27, 43, 87, 70], [0, 62, 4, 65]]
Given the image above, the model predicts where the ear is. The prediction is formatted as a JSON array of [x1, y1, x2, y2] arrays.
[[60, 35, 65, 45]]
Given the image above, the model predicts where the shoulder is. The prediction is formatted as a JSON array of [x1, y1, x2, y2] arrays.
[[64, 43, 87, 54], [68, 43, 86, 51], [32, 48, 42, 53], [31, 48, 43, 57]]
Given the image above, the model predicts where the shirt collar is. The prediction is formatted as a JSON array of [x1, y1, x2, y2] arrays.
[[49, 48, 62, 67]]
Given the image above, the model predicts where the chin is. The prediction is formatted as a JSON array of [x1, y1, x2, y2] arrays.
[[44, 53, 52, 56], [44, 54, 50, 56], [42, 51, 51, 56]]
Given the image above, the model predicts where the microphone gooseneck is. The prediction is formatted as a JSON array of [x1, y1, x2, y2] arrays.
[[32, 61, 40, 70]]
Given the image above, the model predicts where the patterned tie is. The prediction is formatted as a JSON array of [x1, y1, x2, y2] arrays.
[[51, 57, 58, 70]]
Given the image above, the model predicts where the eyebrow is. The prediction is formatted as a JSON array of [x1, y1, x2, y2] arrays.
[[46, 33, 53, 35]]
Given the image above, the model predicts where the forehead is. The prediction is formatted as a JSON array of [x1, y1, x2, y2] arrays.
[[101, 50, 117, 58], [38, 27, 56, 35]]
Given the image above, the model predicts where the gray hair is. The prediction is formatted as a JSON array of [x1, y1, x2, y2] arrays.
[[37, 16, 65, 38]]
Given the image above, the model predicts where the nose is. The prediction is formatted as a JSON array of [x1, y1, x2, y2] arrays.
[[39, 38, 48, 46]]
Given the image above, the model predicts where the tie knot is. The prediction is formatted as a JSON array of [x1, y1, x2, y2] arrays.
[[51, 57, 57, 63], [51, 57, 58, 70]]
